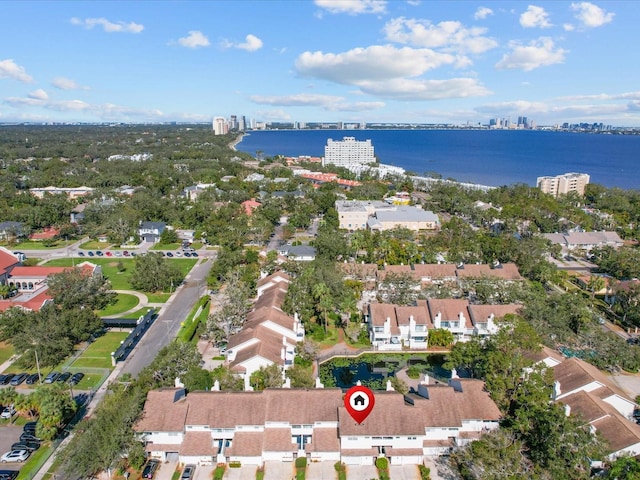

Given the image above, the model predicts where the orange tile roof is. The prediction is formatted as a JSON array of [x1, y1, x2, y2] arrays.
[[0, 249, 20, 274]]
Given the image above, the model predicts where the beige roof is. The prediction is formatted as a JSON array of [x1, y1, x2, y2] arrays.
[[305, 427, 340, 452], [264, 389, 342, 424], [385, 447, 424, 456], [427, 299, 470, 321], [253, 286, 287, 311], [456, 263, 522, 280], [230, 332, 285, 368], [185, 391, 267, 427], [338, 262, 379, 278], [226, 431, 264, 456], [180, 431, 217, 456], [245, 307, 295, 331], [256, 271, 290, 288], [554, 357, 629, 400], [134, 389, 189, 432], [412, 264, 457, 280], [368, 303, 401, 334], [263, 428, 296, 452], [341, 448, 378, 456], [378, 265, 415, 281], [592, 415, 640, 452], [558, 390, 611, 423], [525, 345, 565, 365], [467, 304, 522, 325], [395, 305, 431, 327]]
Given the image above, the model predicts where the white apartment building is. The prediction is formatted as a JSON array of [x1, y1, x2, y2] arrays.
[[536, 172, 590, 197], [213, 117, 228, 135], [323, 136, 376, 167]]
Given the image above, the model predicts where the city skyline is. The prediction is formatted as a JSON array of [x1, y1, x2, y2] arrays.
[[1, 1, 639, 126]]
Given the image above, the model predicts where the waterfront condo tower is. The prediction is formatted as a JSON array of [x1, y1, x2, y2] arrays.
[[323, 136, 376, 167], [536, 172, 590, 197]]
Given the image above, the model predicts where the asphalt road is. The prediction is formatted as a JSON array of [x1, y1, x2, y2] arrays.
[[118, 256, 214, 378]]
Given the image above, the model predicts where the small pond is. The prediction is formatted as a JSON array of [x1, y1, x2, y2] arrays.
[[319, 353, 451, 390]]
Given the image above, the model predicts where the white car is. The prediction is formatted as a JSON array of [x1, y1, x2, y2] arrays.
[[0, 449, 29, 462], [0, 406, 15, 419]]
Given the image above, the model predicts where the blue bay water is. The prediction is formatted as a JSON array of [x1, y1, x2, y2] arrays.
[[235, 129, 640, 190]]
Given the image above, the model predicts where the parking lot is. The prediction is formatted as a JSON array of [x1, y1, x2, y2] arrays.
[[0, 425, 26, 472]]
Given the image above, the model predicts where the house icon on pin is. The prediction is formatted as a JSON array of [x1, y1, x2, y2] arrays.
[[353, 394, 366, 406]]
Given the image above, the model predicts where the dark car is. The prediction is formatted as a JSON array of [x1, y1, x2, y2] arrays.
[[165, 252, 173, 257], [56, 372, 71, 383], [19, 433, 42, 443], [43, 372, 59, 384], [23, 422, 37, 433], [87, 251, 94, 257], [0, 375, 6, 384], [9, 373, 28, 386], [191, 251, 198, 257], [69, 372, 84, 386], [77, 251, 85, 257], [0, 470, 18, 480], [10, 441, 39, 452], [141, 459, 160, 478], [181, 464, 195, 479], [25, 373, 40, 385], [183, 252, 191, 257], [0, 374, 15, 385], [95, 251, 104, 257]]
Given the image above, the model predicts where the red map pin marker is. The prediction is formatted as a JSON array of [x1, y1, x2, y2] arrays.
[[344, 385, 375, 425]]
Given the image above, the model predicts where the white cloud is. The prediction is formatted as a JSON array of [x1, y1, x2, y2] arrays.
[[221, 34, 263, 52], [474, 7, 494, 20], [495, 37, 567, 71], [296, 45, 456, 85], [571, 2, 614, 28], [563, 23, 575, 31], [70, 17, 144, 33], [178, 31, 210, 48], [314, 0, 387, 15], [557, 91, 640, 102], [520, 5, 552, 28], [52, 77, 89, 90], [356, 77, 492, 100], [237, 34, 263, 51], [383, 17, 497, 54], [28, 89, 48, 100], [250, 93, 384, 112], [0, 59, 34, 83]]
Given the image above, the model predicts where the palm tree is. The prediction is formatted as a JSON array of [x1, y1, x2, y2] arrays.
[[312, 282, 331, 334]]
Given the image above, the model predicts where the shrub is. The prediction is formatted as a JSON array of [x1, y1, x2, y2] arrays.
[[418, 464, 431, 480], [295, 457, 307, 468], [375, 457, 388, 470], [229, 461, 241, 468], [407, 365, 421, 379]]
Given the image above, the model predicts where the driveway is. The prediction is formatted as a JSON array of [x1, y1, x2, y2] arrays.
[[155, 459, 178, 480], [306, 461, 338, 479], [262, 460, 295, 480], [0, 425, 27, 471]]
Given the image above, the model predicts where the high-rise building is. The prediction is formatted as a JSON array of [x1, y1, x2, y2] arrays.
[[537, 172, 590, 197], [212, 117, 228, 135], [323, 136, 376, 167]]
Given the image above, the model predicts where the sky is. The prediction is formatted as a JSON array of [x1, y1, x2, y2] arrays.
[[1, 0, 639, 126]]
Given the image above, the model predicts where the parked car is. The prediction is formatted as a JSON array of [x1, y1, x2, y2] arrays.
[[0, 407, 16, 419], [174, 251, 182, 257], [43, 372, 59, 384], [141, 459, 160, 478], [77, 251, 85, 257], [105, 251, 113, 257], [0, 469, 18, 480], [166, 252, 173, 257], [0, 450, 29, 463], [96, 251, 104, 256], [181, 464, 196, 479], [87, 251, 94, 257], [23, 422, 37, 433], [183, 252, 191, 257], [69, 372, 85, 386], [10, 441, 39, 453], [25, 373, 40, 385], [130, 252, 137, 257], [191, 252, 198, 257], [115, 251, 122, 257], [56, 372, 71, 383], [9, 373, 28, 386], [0, 374, 15, 386], [19, 433, 41, 443], [123, 251, 130, 256]]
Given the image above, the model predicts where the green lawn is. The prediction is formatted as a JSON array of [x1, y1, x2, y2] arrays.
[[68, 331, 130, 370], [44, 257, 197, 292], [12, 240, 65, 250], [151, 242, 181, 250], [0, 342, 15, 364], [98, 293, 140, 317], [16, 442, 53, 480], [79, 240, 112, 250]]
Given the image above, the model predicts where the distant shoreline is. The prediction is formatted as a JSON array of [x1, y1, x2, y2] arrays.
[[228, 133, 245, 152]]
